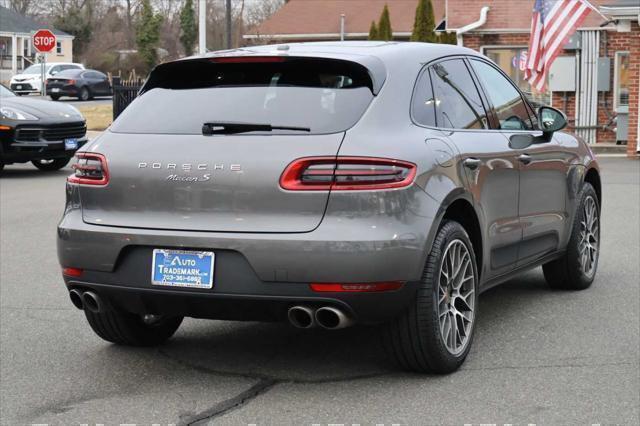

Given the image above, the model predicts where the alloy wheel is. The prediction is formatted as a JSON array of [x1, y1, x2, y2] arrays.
[[437, 239, 476, 355], [579, 195, 599, 278]]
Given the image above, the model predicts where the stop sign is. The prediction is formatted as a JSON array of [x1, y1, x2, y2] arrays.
[[32, 29, 56, 53]]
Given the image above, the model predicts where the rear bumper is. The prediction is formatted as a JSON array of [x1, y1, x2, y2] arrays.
[[58, 184, 439, 322], [46, 85, 79, 97], [64, 276, 419, 325]]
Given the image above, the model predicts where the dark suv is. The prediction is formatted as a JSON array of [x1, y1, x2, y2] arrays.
[[58, 42, 601, 373], [0, 84, 87, 172]]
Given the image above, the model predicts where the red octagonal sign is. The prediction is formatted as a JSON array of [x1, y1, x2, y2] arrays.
[[32, 29, 56, 53]]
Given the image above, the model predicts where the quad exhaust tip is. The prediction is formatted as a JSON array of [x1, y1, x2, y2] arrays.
[[81, 291, 103, 313], [287, 305, 354, 330], [288, 306, 316, 329], [68, 289, 84, 310], [315, 306, 353, 330]]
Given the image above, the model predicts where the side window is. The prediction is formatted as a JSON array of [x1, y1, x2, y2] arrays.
[[50, 65, 62, 75], [470, 59, 534, 130], [429, 59, 487, 129], [412, 68, 436, 127]]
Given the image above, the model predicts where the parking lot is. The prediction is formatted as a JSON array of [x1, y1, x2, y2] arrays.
[[0, 157, 638, 425], [29, 94, 112, 108]]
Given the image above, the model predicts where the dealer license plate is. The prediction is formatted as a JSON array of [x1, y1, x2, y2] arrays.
[[151, 249, 215, 289]]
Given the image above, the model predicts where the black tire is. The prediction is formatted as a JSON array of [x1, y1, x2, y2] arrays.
[[78, 86, 90, 101], [31, 158, 70, 171], [543, 183, 600, 290], [50, 94, 60, 101], [84, 309, 183, 346], [383, 220, 479, 374]]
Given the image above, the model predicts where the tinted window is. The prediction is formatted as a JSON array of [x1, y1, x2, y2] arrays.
[[412, 69, 436, 127], [87, 71, 105, 79], [112, 58, 375, 135], [430, 59, 487, 129], [470, 59, 534, 130]]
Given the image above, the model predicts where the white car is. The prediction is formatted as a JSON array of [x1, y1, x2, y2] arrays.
[[10, 62, 85, 95]]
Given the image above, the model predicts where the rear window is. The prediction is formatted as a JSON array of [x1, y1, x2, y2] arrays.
[[110, 57, 376, 135]]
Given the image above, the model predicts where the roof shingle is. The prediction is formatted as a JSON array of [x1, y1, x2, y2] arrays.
[[246, 0, 445, 37], [446, 0, 610, 31], [0, 6, 71, 37]]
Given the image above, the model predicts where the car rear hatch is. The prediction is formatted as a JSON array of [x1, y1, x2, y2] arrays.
[[76, 56, 379, 233]]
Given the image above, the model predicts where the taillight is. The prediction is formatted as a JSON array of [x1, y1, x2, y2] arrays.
[[67, 153, 109, 186], [280, 157, 417, 191], [310, 282, 404, 292]]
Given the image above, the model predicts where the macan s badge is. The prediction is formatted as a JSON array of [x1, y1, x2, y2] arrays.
[[138, 162, 243, 182], [138, 162, 243, 171]]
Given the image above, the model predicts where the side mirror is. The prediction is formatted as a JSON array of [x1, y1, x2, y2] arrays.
[[538, 106, 567, 135]]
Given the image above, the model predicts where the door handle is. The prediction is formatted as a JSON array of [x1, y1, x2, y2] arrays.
[[517, 154, 532, 165], [463, 158, 482, 170]]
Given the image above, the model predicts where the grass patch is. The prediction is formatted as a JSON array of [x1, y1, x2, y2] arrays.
[[77, 104, 113, 131]]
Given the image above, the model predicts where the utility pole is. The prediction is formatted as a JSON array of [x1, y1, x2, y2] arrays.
[[225, 0, 232, 49], [198, 0, 206, 54]]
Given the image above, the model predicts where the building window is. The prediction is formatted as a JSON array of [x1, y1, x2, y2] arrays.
[[614, 51, 629, 111], [482, 47, 550, 106], [56, 41, 62, 55]]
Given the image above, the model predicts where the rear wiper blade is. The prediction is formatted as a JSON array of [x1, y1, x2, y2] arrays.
[[202, 122, 311, 135]]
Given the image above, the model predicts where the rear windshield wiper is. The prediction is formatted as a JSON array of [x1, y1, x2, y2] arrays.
[[202, 122, 311, 135]]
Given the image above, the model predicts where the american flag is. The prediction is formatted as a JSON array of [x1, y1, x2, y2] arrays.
[[525, 0, 594, 91]]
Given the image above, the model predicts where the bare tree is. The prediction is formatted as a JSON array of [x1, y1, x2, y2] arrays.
[[245, 0, 284, 27], [2, 0, 41, 15]]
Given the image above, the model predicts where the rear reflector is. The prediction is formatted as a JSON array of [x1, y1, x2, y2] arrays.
[[67, 152, 109, 186], [62, 267, 83, 277], [310, 282, 404, 293], [280, 157, 416, 191]]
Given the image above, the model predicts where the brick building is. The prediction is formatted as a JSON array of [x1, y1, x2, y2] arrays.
[[245, 0, 639, 156]]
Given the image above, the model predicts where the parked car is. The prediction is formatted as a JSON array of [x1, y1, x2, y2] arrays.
[[58, 43, 601, 373], [9, 62, 85, 95], [0, 84, 87, 172], [47, 69, 112, 101]]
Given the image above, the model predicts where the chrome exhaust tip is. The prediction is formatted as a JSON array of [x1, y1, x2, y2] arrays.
[[68, 289, 84, 310], [81, 291, 103, 314], [315, 306, 353, 330], [287, 306, 316, 329]]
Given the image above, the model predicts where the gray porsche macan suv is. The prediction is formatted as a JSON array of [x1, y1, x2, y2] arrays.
[[58, 42, 601, 373]]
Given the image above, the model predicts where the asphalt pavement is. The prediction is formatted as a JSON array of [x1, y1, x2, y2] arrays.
[[0, 157, 638, 425]]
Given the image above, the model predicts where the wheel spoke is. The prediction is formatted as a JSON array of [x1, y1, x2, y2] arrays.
[[449, 312, 457, 350]]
